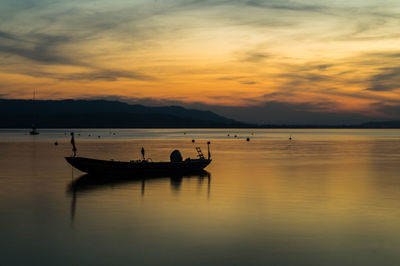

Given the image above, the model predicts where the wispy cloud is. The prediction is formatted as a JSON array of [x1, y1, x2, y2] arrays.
[[0, 31, 76, 65], [241, 51, 270, 63], [367, 67, 400, 92], [372, 102, 400, 117], [1, 0, 400, 122]]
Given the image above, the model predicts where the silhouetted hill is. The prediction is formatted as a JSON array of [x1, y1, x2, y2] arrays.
[[358, 120, 400, 128], [258, 121, 400, 129], [0, 99, 250, 128], [1, 99, 399, 128]]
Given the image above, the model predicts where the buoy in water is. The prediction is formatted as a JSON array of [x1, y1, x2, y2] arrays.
[[192, 139, 195, 143], [246, 137, 250, 142], [54, 141, 58, 146]]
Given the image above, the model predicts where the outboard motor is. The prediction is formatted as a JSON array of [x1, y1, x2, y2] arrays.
[[170, 150, 183, 162]]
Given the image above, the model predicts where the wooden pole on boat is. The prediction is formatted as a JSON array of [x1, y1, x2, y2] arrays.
[[71, 132, 77, 157], [207, 141, 211, 160]]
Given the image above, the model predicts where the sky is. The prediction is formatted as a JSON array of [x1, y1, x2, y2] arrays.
[[1, 0, 400, 123]]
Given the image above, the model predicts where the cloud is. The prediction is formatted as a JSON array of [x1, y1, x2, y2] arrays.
[[66, 70, 154, 82], [241, 51, 270, 63], [18, 69, 155, 82], [0, 30, 22, 41], [366, 67, 400, 92], [0, 28, 155, 81], [240, 81, 257, 85], [1, 0, 400, 118], [0, 30, 78, 65], [371, 102, 400, 118], [242, 0, 325, 12]]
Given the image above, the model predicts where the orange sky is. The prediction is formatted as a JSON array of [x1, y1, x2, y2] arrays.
[[1, 0, 400, 119]]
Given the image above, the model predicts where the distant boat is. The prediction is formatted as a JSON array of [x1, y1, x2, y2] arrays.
[[29, 90, 39, 135], [65, 141, 212, 176], [29, 127, 39, 135], [29, 126, 39, 135]]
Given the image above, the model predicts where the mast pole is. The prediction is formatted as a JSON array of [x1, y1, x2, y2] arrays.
[[32, 89, 36, 128]]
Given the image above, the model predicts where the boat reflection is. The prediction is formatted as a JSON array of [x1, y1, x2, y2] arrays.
[[67, 170, 211, 224]]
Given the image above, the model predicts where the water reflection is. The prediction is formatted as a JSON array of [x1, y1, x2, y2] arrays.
[[67, 171, 211, 223]]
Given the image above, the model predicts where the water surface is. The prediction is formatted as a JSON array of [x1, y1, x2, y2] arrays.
[[1, 129, 400, 265]]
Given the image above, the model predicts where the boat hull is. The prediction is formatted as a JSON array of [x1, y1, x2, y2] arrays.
[[66, 156, 211, 176]]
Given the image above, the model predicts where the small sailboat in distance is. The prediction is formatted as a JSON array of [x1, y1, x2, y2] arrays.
[[29, 89, 39, 135], [30, 127, 39, 135]]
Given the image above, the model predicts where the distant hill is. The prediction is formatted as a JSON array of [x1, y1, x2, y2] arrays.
[[0, 99, 250, 128], [358, 120, 400, 129], [1, 99, 399, 128], [258, 122, 400, 129]]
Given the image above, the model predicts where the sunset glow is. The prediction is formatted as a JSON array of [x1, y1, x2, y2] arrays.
[[1, 0, 400, 120]]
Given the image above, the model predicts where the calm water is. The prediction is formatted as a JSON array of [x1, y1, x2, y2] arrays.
[[1, 129, 400, 266]]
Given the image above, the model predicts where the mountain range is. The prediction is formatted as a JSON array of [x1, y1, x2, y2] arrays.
[[0, 99, 249, 128], [0, 99, 399, 128]]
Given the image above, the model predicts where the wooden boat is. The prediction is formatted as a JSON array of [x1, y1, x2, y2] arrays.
[[66, 156, 211, 175], [65, 142, 212, 175]]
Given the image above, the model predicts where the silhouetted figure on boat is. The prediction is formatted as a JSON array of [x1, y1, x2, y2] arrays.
[[141, 147, 145, 160], [71, 132, 77, 157]]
